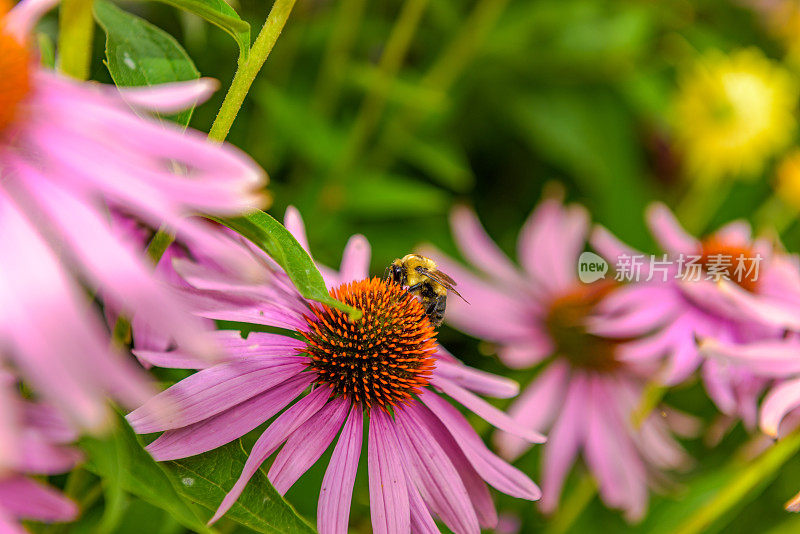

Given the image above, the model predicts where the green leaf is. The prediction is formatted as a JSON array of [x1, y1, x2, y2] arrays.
[[164, 440, 316, 534], [93, 0, 200, 127], [81, 416, 213, 534], [138, 0, 251, 61], [213, 211, 363, 320]]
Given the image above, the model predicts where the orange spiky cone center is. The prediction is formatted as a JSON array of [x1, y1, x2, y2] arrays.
[[699, 238, 760, 292], [0, 2, 32, 136], [300, 277, 438, 411]]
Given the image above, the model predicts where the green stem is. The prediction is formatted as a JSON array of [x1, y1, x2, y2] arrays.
[[208, 0, 298, 142], [57, 0, 95, 80], [312, 0, 368, 115], [631, 381, 668, 429], [371, 0, 510, 167], [675, 177, 732, 236], [545, 470, 597, 534], [333, 0, 430, 174], [674, 427, 800, 534], [754, 193, 798, 236]]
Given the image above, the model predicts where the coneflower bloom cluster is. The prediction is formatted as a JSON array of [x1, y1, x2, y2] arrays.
[[0, 373, 80, 532], [592, 203, 800, 428], [0, 0, 266, 429], [420, 199, 693, 521], [128, 210, 542, 534]]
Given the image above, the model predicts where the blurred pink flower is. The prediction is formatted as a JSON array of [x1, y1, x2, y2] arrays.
[[128, 209, 542, 534], [0, 373, 80, 531], [420, 198, 693, 522], [0, 0, 266, 430], [592, 203, 800, 427]]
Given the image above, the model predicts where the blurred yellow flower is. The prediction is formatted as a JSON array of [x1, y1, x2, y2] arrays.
[[775, 149, 800, 211], [673, 48, 798, 181]]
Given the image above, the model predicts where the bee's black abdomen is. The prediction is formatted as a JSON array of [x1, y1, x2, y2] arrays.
[[426, 294, 447, 328]]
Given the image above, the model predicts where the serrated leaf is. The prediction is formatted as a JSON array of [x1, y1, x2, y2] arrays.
[[81, 416, 213, 534], [93, 0, 200, 127], [139, 0, 251, 61], [165, 440, 316, 534], [213, 211, 362, 320]]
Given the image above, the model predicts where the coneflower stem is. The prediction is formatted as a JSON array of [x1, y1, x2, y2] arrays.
[[208, 0, 297, 142], [674, 427, 800, 534], [57, 0, 95, 80]]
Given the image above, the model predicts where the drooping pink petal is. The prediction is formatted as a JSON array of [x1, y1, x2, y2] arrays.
[[407, 475, 439, 534], [0, 476, 77, 522], [410, 403, 498, 528], [268, 398, 350, 495], [368, 409, 410, 534], [434, 359, 519, 398], [117, 78, 218, 113], [760, 377, 800, 437], [146, 373, 314, 461], [421, 391, 541, 501], [128, 358, 307, 433], [700, 339, 800, 378], [209, 387, 331, 524], [318, 407, 362, 534], [431, 376, 546, 443], [539, 374, 587, 514], [495, 362, 570, 460], [394, 407, 480, 534]]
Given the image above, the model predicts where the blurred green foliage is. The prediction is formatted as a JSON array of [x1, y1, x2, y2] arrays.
[[36, 0, 800, 532]]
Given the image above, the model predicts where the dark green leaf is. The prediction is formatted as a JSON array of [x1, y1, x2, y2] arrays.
[[164, 440, 316, 534], [80, 416, 212, 534], [138, 0, 251, 61], [214, 211, 362, 320], [93, 0, 200, 127]]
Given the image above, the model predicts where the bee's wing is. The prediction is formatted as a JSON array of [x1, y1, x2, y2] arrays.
[[418, 268, 469, 303]]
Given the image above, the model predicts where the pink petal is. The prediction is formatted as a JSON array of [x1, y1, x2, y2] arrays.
[[760, 378, 800, 437], [284, 206, 311, 253], [431, 376, 546, 443], [268, 398, 350, 495], [700, 339, 800, 378], [702, 359, 737, 415], [394, 407, 480, 534], [5, 0, 59, 41], [0, 476, 77, 522], [448, 206, 527, 287], [495, 362, 570, 460], [145, 373, 314, 461], [128, 358, 307, 433], [434, 360, 519, 399], [409, 403, 498, 528], [209, 387, 331, 524], [318, 406, 363, 534], [117, 79, 218, 113], [421, 391, 541, 501], [539, 374, 587, 514], [646, 203, 699, 254], [338, 235, 371, 284], [368, 409, 410, 534], [407, 477, 439, 534], [497, 337, 555, 369]]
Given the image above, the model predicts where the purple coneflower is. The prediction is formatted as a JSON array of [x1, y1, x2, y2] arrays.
[[128, 209, 542, 534], [420, 198, 693, 522], [0, 372, 80, 532], [0, 0, 266, 429], [592, 203, 800, 427]]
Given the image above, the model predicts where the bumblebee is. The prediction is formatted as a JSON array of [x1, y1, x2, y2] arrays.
[[386, 254, 466, 328]]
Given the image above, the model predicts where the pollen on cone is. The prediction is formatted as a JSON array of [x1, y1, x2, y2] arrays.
[[300, 277, 438, 410]]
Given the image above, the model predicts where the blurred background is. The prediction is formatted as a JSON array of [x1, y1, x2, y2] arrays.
[[47, 0, 800, 532]]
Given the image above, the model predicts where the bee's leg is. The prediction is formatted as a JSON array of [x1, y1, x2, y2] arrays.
[[406, 282, 425, 292]]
